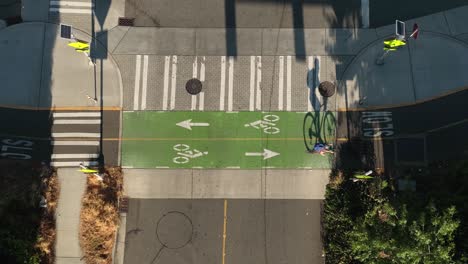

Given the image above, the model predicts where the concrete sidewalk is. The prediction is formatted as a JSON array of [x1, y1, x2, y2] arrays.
[[338, 5, 468, 109], [124, 169, 330, 199], [55, 168, 87, 264], [0, 22, 122, 108]]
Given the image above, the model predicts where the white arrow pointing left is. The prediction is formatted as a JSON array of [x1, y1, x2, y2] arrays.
[[245, 149, 280, 160], [176, 119, 210, 130]]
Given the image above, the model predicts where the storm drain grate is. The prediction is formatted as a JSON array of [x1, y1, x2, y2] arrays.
[[118, 17, 134, 26]]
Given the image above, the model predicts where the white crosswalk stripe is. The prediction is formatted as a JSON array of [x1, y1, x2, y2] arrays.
[[124, 55, 328, 112], [49, 1, 94, 14], [50, 111, 101, 167], [133, 55, 150, 110], [191, 56, 206, 111]]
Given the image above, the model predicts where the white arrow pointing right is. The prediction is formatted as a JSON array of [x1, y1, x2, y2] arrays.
[[245, 149, 280, 160]]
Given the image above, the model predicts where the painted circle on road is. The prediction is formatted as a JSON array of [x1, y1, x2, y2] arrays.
[[156, 211, 193, 249]]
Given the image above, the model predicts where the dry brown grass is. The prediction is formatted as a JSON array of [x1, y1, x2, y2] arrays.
[[79, 167, 123, 264], [35, 165, 60, 264], [0, 160, 59, 264]]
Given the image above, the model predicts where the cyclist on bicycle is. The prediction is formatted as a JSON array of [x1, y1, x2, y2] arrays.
[[309, 143, 334, 156]]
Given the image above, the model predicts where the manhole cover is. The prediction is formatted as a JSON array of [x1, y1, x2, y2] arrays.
[[156, 211, 193, 249], [318, 81, 336, 97], [185, 78, 202, 95]]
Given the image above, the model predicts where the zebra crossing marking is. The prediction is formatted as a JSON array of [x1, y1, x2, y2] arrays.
[[170, 56, 178, 110], [52, 141, 100, 146], [191, 56, 206, 111], [227, 57, 234, 112], [162, 56, 178, 110], [141, 55, 149, 110], [49, 1, 93, 14], [286, 56, 292, 111], [53, 112, 100, 117], [52, 132, 101, 138], [50, 161, 99, 167], [127, 55, 328, 112], [278, 56, 284, 110], [53, 119, 101, 124], [51, 153, 100, 159], [51, 111, 101, 167]]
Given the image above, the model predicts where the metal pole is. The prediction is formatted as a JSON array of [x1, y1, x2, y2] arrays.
[[375, 50, 390, 65]]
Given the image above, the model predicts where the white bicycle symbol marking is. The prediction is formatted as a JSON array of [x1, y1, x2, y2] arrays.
[[244, 114, 280, 134], [172, 144, 208, 164]]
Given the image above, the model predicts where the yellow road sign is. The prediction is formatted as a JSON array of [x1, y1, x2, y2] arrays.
[[383, 38, 406, 50], [68, 41, 89, 50]]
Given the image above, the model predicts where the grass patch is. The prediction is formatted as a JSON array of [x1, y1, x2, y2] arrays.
[[79, 167, 123, 264], [0, 160, 58, 264]]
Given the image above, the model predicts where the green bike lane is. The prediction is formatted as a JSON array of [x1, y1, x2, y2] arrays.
[[122, 111, 336, 169]]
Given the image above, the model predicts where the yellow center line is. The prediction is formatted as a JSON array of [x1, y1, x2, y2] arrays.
[[222, 199, 228, 264]]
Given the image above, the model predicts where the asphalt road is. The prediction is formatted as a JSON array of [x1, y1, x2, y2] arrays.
[[125, 0, 362, 28], [124, 198, 324, 264], [336, 89, 468, 170], [0, 107, 120, 166]]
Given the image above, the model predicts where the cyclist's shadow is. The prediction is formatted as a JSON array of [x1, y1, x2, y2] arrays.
[[303, 111, 336, 152]]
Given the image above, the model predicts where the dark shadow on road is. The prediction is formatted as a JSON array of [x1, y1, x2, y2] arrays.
[[224, 0, 237, 56], [303, 111, 336, 152], [291, 0, 305, 60]]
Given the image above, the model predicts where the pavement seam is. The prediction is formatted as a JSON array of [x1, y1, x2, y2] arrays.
[[443, 11, 454, 35], [111, 26, 130, 54]]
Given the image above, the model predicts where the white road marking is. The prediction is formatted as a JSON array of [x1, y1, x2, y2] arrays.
[[199, 92, 205, 111], [245, 149, 280, 160], [53, 119, 101, 124], [51, 141, 99, 146], [361, 0, 370, 28], [219, 56, 226, 111], [249, 56, 255, 111], [192, 56, 198, 78], [191, 95, 197, 111], [50, 161, 99, 167], [228, 57, 234, 112], [286, 55, 292, 111], [278, 56, 284, 110], [200, 57, 206, 82], [170, 56, 178, 110], [141, 55, 149, 110], [51, 153, 100, 159], [50, 1, 94, 7], [255, 56, 262, 110], [53, 112, 100, 118], [133, 55, 141, 110], [49, 8, 92, 14], [314, 56, 323, 106], [52, 133, 101, 138], [307, 56, 313, 112], [163, 56, 170, 110]]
